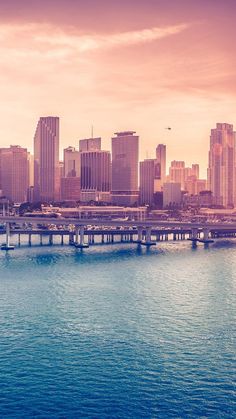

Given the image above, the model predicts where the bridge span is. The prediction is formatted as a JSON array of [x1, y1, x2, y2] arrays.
[[1, 216, 236, 250]]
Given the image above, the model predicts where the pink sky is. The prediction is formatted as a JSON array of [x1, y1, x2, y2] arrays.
[[0, 0, 235, 176]]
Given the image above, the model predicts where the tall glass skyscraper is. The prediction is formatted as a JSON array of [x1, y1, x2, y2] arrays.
[[208, 123, 236, 208], [111, 131, 139, 205], [34, 116, 60, 202]]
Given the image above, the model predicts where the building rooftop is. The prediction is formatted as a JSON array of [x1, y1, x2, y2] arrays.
[[114, 131, 136, 136]]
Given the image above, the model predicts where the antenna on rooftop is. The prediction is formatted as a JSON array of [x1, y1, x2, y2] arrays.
[[91, 125, 94, 139]]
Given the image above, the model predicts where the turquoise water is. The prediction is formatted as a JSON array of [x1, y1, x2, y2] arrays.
[[0, 239, 235, 418]]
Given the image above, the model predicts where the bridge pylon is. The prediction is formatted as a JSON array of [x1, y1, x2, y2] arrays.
[[1, 222, 15, 251]]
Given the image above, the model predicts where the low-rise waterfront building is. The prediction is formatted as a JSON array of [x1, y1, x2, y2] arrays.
[[41, 205, 147, 220]]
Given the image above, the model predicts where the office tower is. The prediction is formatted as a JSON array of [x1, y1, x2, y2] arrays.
[[184, 176, 207, 195], [64, 146, 81, 177], [184, 163, 203, 195], [184, 176, 197, 195], [111, 131, 139, 205], [28, 153, 34, 187], [191, 164, 199, 179], [163, 182, 181, 208], [199, 190, 213, 207], [140, 159, 155, 205], [156, 144, 166, 185], [34, 116, 60, 202], [61, 146, 81, 201], [169, 161, 186, 189], [80, 150, 111, 192], [153, 162, 162, 192], [196, 179, 207, 194], [207, 123, 236, 207], [61, 177, 81, 201], [59, 161, 64, 179], [27, 153, 34, 203], [184, 167, 193, 180], [0, 146, 29, 202], [139, 159, 160, 205], [184, 164, 199, 182], [79, 137, 101, 152]]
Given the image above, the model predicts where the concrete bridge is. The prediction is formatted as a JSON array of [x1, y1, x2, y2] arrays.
[[1, 215, 236, 250]]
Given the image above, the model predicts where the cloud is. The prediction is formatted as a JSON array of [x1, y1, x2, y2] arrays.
[[35, 23, 189, 52], [0, 21, 189, 55]]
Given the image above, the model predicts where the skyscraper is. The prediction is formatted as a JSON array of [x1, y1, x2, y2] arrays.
[[80, 150, 111, 192], [139, 159, 161, 206], [169, 161, 186, 189], [140, 159, 155, 205], [111, 131, 139, 205], [61, 146, 81, 201], [59, 161, 64, 180], [156, 144, 166, 185], [191, 164, 199, 179], [0, 145, 29, 202], [207, 123, 236, 207], [64, 146, 81, 177], [184, 176, 206, 195], [61, 177, 81, 201], [28, 153, 34, 188], [34, 116, 60, 202], [79, 137, 101, 152], [27, 153, 34, 203]]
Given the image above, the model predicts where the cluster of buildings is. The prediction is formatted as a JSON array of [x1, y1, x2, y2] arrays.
[[0, 118, 235, 210]]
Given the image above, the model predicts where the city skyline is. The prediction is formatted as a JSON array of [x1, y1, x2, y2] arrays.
[[1, 114, 235, 177], [0, 0, 235, 174], [2, 116, 236, 210]]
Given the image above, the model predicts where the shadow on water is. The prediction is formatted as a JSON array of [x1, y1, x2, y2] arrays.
[[2, 238, 236, 270], [0, 244, 163, 269], [189, 238, 236, 252], [72, 244, 164, 265], [190, 243, 198, 252], [211, 239, 236, 249], [33, 253, 62, 266], [0, 251, 62, 268]]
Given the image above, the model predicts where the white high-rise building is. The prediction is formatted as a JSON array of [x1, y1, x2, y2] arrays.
[[207, 123, 236, 207]]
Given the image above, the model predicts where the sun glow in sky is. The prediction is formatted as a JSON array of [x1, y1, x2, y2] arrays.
[[0, 0, 235, 176]]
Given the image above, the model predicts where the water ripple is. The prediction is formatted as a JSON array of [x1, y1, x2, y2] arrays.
[[0, 240, 235, 418]]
